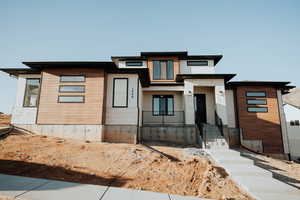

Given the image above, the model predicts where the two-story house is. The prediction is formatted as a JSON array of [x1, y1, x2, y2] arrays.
[[0, 51, 294, 159]]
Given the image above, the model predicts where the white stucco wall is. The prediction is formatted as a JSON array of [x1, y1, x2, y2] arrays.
[[183, 79, 227, 125], [194, 87, 215, 124], [284, 103, 300, 160], [225, 89, 236, 128], [179, 60, 215, 74], [117, 60, 147, 68], [12, 74, 41, 124], [105, 74, 139, 125]]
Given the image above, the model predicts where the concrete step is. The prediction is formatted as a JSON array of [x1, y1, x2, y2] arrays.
[[221, 163, 273, 177], [233, 175, 300, 195], [251, 193, 300, 200]]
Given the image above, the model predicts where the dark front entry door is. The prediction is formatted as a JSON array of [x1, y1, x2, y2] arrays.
[[194, 94, 207, 125]]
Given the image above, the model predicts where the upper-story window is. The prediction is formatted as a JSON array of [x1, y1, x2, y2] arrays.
[[23, 78, 40, 107], [126, 61, 143, 67], [187, 60, 208, 66], [60, 75, 85, 82], [153, 60, 174, 80]]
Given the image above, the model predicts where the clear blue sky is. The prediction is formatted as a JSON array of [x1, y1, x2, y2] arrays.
[[0, 0, 299, 113]]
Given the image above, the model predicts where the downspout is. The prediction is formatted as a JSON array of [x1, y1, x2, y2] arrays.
[[136, 77, 140, 144]]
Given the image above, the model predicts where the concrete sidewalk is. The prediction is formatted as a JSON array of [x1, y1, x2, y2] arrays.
[[0, 174, 207, 200], [207, 149, 300, 200]]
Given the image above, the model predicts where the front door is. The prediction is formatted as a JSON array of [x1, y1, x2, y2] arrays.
[[194, 94, 207, 125]]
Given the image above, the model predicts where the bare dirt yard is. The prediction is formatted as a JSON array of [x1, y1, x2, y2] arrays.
[[0, 131, 254, 200], [242, 150, 300, 189]]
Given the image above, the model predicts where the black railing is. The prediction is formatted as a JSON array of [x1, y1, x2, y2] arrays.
[[215, 111, 224, 136], [142, 111, 185, 125]]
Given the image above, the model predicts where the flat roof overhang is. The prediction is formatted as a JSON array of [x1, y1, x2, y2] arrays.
[[176, 74, 236, 83], [0, 68, 41, 76], [226, 81, 295, 94], [22, 61, 115, 69]]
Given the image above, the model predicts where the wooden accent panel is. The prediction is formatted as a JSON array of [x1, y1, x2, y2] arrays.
[[37, 67, 105, 125], [147, 56, 179, 82], [236, 86, 284, 153]]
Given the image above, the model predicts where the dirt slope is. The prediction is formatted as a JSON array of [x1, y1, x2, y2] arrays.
[[0, 132, 254, 200]]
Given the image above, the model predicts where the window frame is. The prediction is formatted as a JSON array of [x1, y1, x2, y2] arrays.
[[57, 95, 85, 103], [152, 95, 174, 116], [247, 106, 268, 113], [245, 91, 267, 97], [125, 61, 143, 67], [112, 78, 128, 108], [246, 99, 267, 105], [23, 78, 40, 108], [59, 75, 86, 83], [187, 60, 209, 66], [59, 85, 85, 93], [152, 60, 174, 80]]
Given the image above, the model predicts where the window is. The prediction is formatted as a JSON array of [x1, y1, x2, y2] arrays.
[[152, 95, 174, 115], [23, 78, 40, 107], [246, 99, 267, 105], [247, 107, 268, 113], [60, 75, 85, 82], [153, 60, 174, 80], [58, 95, 84, 103], [246, 91, 266, 97], [187, 60, 208, 66], [113, 78, 128, 107], [59, 85, 85, 93], [126, 61, 143, 66], [291, 120, 300, 126]]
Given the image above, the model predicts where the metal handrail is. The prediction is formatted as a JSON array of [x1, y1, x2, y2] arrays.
[[142, 111, 185, 125], [215, 111, 224, 136]]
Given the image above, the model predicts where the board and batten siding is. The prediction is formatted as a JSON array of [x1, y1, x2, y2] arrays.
[[105, 74, 139, 125], [37, 68, 106, 125], [11, 74, 41, 124]]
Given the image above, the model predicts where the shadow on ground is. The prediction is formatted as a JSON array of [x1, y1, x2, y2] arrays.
[[0, 159, 131, 190]]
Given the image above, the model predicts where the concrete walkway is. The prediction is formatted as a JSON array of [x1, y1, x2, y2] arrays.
[[0, 174, 207, 200], [207, 149, 300, 200]]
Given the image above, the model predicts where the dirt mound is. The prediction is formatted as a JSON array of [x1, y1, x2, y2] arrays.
[[0, 114, 11, 126], [0, 133, 254, 200]]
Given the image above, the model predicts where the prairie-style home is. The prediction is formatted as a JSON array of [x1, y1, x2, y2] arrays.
[[0, 51, 294, 159]]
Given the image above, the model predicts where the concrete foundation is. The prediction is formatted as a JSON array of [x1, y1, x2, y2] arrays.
[[103, 125, 138, 144], [140, 125, 197, 145], [13, 124, 103, 141]]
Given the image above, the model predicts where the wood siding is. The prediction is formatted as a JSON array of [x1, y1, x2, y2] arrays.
[[147, 56, 180, 82], [236, 86, 284, 154], [37, 68, 105, 125]]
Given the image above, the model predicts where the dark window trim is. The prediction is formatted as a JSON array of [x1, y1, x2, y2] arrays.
[[59, 75, 86, 83], [247, 106, 268, 113], [152, 60, 174, 80], [23, 78, 40, 108], [187, 60, 209, 66], [112, 78, 128, 108], [246, 99, 267, 105], [57, 95, 85, 103], [152, 95, 175, 116], [59, 85, 85, 93], [125, 61, 143, 67], [245, 91, 267, 97]]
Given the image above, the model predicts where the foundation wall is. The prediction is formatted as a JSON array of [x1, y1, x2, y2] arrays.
[[13, 124, 103, 141]]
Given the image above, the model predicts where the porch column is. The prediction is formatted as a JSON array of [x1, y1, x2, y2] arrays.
[[184, 80, 195, 125], [214, 84, 228, 126]]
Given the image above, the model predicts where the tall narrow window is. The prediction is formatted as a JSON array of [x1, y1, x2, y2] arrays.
[[113, 78, 128, 107], [152, 95, 174, 115], [23, 78, 40, 107], [153, 60, 174, 80]]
